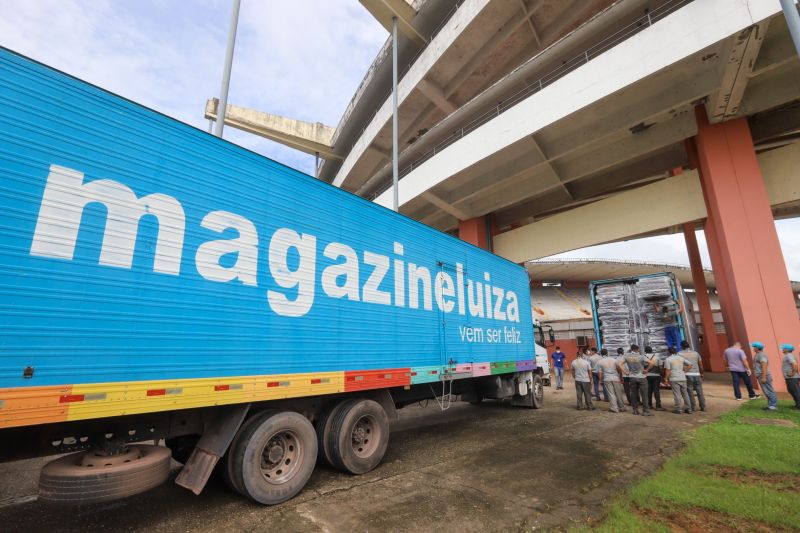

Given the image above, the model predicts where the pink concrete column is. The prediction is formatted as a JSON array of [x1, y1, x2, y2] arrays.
[[458, 215, 496, 251], [683, 222, 724, 372], [693, 107, 800, 391]]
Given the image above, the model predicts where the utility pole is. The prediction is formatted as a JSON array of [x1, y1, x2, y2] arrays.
[[214, 0, 242, 138], [392, 16, 399, 212], [781, 0, 800, 57]]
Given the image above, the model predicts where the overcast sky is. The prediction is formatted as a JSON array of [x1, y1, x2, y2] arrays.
[[1, 0, 797, 279]]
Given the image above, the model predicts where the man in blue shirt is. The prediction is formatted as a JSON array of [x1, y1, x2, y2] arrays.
[[551, 347, 566, 390]]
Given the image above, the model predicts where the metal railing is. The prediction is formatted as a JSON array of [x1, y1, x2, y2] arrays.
[[527, 257, 706, 272], [367, 0, 693, 199]]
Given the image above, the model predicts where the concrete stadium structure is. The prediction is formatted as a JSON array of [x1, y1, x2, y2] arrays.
[[210, 0, 800, 389]]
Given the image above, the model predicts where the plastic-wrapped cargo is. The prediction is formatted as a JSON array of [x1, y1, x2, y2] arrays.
[[588, 273, 699, 356]]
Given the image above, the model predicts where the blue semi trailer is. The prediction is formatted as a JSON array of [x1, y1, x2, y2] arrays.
[[0, 48, 542, 505]]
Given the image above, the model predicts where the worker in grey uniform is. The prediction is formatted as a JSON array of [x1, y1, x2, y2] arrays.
[[679, 340, 706, 412], [664, 347, 692, 414], [622, 344, 653, 416], [751, 341, 777, 411], [781, 344, 800, 409], [588, 347, 606, 402], [598, 348, 626, 413], [570, 352, 595, 410], [644, 346, 663, 411]]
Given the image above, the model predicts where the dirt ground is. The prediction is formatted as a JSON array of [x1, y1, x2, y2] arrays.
[[0, 374, 743, 532]]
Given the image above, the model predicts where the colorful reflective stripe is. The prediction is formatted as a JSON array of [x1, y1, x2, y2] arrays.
[[59, 394, 84, 403]]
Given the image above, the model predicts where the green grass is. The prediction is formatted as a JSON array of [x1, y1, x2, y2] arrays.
[[572, 400, 800, 531]]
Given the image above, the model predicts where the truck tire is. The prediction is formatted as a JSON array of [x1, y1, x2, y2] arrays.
[[222, 409, 278, 496], [531, 374, 544, 409], [228, 410, 317, 505], [315, 400, 348, 467], [39, 445, 171, 504], [327, 399, 389, 475]]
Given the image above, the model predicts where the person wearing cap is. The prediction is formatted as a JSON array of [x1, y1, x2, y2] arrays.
[[644, 346, 664, 411], [588, 347, 607, 402], [622, 344, 654, 416], [751, 342, 777, 411], [781, 344, 800, 409], [597, 348, 626, 413], [664, 347, 692, 414], [722, 342, 760, 401], [679, 340, 706, 412], [570, 351, 595, 410]]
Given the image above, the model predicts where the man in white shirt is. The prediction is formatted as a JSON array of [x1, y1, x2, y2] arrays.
[[570, 353, 595, 410], [588, 347, 606, 402], [664, 347, 692, 414], [679, 341, 706, 412], [598, 348, 627, 413]]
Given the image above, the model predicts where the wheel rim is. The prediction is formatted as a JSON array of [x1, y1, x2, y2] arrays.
[[79, 446, 143, 468], [351, 414, 381, 459], [534, 380, 544, 403], [260, 430, 303, 484]]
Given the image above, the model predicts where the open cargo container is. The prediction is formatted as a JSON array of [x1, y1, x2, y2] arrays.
[[588, 272, 699, 356]]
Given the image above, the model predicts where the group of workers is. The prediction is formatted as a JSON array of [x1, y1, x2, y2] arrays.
[[551, 340, 800, 413], [553, 342, 706, 415], [725, 341, 800, 411]]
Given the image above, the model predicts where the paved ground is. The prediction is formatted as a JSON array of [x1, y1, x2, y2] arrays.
[[0, 374, 744, 532]]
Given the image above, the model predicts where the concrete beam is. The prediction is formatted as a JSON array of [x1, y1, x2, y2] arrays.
[[494, 144, 686, 226], [518, 0, 541, 46], [530, 135, 571, 199], [736, 60, 800, 117], [493, 141, 800, 263], [359, 0, 427, 47], [417, 79, 457, 114], [442, 0, 544, 98], [420, 190, 471, 220], [750, 104, 800, 143], [458, 111, 697, 217], [204, 99, 339, 159], [708, 22, 769, 123], [495, 171, 706, 263]]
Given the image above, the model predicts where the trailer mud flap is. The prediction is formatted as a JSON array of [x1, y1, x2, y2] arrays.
[[175, 403, 250, 495]]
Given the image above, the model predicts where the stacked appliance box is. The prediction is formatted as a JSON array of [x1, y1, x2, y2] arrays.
[[594, 275, 679, 355]]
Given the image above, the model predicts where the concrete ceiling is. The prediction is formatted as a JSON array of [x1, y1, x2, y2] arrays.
[[398, 9, 800, 233]]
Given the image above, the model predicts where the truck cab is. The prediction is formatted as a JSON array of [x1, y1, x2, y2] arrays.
[[533, 322, 553, 386]]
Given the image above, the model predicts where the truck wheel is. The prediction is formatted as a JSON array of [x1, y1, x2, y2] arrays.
[[39, 445, 171, 504], [316, 401, 348, 467], [220, 410, 278, 496], [228, 411, 317, 505], [531, 374, 544, 409], [328, 399, 389, 475]]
